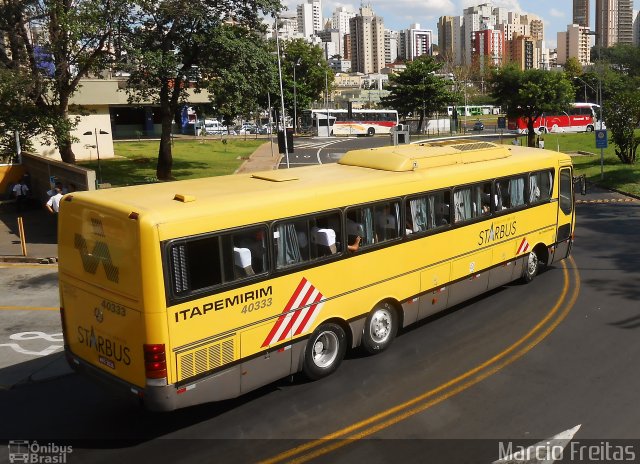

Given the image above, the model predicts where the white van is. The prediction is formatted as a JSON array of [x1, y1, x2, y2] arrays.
[[203, 119, 226, 135]]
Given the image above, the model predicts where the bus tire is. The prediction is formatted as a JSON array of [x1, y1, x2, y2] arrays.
[[303, 323, 346, 380], [522, 250, 539, 283], [586, 125, 594, 132], [367, 127, 375, 136], [362, 302, 398, 354]]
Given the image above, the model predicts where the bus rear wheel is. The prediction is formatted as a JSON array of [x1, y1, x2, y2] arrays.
[[367, 127, 375, 136], [362, 302, 398, 354], [303, 323, 346, 380], [522, 250, 539, 283]]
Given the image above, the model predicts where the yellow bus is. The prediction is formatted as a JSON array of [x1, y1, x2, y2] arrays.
[[58, 140, 575, 411]]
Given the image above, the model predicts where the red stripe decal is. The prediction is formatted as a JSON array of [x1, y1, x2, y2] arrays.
[[293, 292, 323, 336], [278, 288, 318, 343], [261, 278, 308, 347]]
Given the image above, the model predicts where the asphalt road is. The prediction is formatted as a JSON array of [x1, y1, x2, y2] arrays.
[[0, 138, 638, 464]]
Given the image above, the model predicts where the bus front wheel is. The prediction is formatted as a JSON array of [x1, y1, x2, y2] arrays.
[[303, 323, 346, 380], [362, 302, 398, 354], [522, 250, 539, 283], [367, 127, 375, 136]]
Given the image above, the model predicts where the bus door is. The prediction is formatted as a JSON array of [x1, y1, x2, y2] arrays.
[[552, 166, 575, 263]]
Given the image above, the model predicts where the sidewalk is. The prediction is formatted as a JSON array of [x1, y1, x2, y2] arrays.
[[0, 142, 281, 262]]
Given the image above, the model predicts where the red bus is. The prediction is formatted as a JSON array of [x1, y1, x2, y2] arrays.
[[508, 103, 604, 134]]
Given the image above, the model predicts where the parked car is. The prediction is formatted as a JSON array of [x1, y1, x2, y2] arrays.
[[472, 121, 484, 131], [236, 123, 258, 135]]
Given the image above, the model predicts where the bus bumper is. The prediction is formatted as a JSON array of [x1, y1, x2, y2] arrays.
[[65, 347, 178, 412]]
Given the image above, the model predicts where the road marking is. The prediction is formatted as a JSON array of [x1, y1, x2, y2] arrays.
[[576, 198, 636, 204], [0, 306, 58, 311], [0, 342, 62, 356], [0, 332, 64, 356], [0, 263, 57, 269], [493, 424, 581, 463], [261, 257, 580, 464]]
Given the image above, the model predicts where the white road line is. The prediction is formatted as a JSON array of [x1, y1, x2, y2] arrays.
[[493, 424, 581, 464]]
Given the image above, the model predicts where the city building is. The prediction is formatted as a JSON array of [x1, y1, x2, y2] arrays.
[[557, 24, 592, 66], [595, 0, 633, 46], [472, 29, 504, 69], [398, 24, 432, 61], [297, 0, 322, 37], [331, 6, 356, 58], [349, 5, 385, 74], [573, 0, 590, 28], [437, 16, 456, 62], [384, 29, 398, 66]]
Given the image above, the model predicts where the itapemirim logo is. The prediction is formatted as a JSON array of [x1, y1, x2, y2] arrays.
[[74, 230, 119, 283]]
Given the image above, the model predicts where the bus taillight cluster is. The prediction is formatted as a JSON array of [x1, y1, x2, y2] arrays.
[[144, 344, 167, 380]]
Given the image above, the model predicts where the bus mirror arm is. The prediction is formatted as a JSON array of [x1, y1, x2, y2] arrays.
[[573, 174, 587, 196]]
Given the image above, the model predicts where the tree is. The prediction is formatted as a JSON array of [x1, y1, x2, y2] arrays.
[[603, 90, 640, 164], [0, 0, 131, 163], [123, 0, 281, 180], [491, 65, 574, 147], [278, 39, 333, 131], [380, 55, 454, 132], [205, 26, 277, 129]]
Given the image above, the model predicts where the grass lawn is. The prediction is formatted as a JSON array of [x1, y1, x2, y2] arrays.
[[78, 138, 265, 187]]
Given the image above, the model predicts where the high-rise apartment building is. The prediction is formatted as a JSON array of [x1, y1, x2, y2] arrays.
[[472, 29, 504, 69], [331, 6, 356, 57], [297, 0, 322, 37], [617, 0, 634, 44], [573, 0, 590, 28], [438, 16, 455, 61], [384, 29, 398, 65], [595, 0, 633, 46], [349, 5, 385, 74], [557, 24, 591, 66], [398, 24, 432, 61]]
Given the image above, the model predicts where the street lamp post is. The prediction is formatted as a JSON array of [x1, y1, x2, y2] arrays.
[[325, 67, 330, 137], [274, 17, 289, 168], [293, 58, 301, 134], [587, 29, 605, 179], [84, 128, 109, 188]]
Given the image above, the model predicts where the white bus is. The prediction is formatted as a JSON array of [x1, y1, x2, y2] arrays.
[[301, 109, 399, 137]]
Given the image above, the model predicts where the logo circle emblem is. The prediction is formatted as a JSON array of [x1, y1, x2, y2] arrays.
[[94, 307, 104, 323]]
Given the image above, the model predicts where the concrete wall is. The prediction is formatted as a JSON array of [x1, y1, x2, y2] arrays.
[[21, 152, 96, 203], [30, 109, 115, 162]]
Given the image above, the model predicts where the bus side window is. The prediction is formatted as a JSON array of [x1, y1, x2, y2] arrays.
[[231, 226, 268, 276], [453, 187, 472, 222], [374, 201, 400, 241], [529, 170, 554, 203]]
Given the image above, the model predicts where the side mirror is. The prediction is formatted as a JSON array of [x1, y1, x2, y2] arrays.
[[573, 174, 587, 195]]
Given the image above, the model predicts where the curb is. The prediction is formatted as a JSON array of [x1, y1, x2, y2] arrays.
[[0, 256, 58, 264]]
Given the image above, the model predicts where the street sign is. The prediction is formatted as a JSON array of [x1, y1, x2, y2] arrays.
[[595, 129, 608, 149]]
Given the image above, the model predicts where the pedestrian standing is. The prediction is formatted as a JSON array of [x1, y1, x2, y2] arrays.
[[12, 178, 30, 213], [45, 187, 63, 215]]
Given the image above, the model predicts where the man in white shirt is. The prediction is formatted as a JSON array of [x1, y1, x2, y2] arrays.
[[45, 187, 63, 214], [12, 179, 30, 212]]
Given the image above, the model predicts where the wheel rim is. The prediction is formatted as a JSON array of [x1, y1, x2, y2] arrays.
[[369, 308, 392, 344], [527, 252, 538, 276], [312, 331, 339, 368]]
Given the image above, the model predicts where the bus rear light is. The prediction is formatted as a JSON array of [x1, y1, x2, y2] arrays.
[[144, 344, 167, 379]]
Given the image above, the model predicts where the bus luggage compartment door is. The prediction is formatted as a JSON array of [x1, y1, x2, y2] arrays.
[[418, 263, 451, 320]]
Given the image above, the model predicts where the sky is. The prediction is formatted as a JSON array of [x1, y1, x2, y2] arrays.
[[280, 0, 640, 49]]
